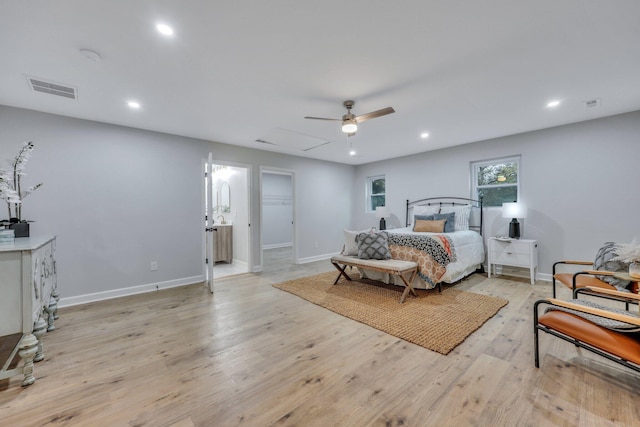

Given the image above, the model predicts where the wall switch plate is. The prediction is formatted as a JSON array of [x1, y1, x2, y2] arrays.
[[151, 261, 158, 271]]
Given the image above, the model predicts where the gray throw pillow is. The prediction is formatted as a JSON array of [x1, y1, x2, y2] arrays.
[[435, 212, 456, 233], [356, 231, 391, 260], [593, 242, 630, 290]]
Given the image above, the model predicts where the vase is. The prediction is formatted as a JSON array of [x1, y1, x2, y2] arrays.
[[9, 222, 29, 238], [629, 262, 640, 279]]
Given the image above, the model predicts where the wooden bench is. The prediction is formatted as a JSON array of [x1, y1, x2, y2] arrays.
[[330, 254, 419, 303]]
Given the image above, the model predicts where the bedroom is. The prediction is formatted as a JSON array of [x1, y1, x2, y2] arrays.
[[2, 1, 640, 425], [2, 105, 639, 426]]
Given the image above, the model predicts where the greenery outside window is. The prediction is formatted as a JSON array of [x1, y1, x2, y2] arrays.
[[367, 175, 385, 212], [471, 156, 520, 207]]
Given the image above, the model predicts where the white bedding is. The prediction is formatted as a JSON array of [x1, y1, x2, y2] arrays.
[[358, 228, 485, 289]]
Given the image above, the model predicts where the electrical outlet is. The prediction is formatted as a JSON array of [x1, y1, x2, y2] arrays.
[[151, 261, 158, 271]]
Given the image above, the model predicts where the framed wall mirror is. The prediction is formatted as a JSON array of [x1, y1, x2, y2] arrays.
[[219, 182, 230, 213]]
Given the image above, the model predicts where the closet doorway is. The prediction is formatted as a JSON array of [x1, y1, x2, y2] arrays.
[[260, 169, 295, 273]]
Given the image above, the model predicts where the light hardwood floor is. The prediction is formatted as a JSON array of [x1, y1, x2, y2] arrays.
[[1, 257, 638, 426]]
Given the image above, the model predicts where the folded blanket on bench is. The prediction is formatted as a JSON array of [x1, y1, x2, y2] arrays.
[[546, 299, 640, 332]]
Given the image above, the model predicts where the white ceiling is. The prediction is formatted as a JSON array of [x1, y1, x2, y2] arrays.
[[2, 1, 640, 165]]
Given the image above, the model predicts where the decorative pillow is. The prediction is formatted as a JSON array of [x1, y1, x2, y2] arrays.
[[411, 205, 439, 227], [414, 212, 455, 233], [593, 242, 630, 290], [434, 212, 456, 233], [343, 229, 365, 256], [413, 219, 446, 233], [356, 231, 391, 260], [439, 204, 471, 231]]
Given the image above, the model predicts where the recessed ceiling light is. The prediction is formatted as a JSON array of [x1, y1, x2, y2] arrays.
[[156, 23, 174, 36], [127, 100, 141, 109], [79, 49, 102, 63], [546, 100, 561, 108], [420, 132, 430, 139], [349, 150, 356, 156]]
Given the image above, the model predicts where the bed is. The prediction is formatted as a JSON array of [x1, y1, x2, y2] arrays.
[[357, 197, 485, 290]]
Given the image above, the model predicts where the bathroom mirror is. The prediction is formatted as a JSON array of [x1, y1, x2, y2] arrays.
[[219, 182, 230, 213], [212, 184, 218, 214]]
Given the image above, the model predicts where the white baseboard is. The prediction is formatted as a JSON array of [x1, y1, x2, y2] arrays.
[[537, 272, 551, 282], [58, 275, 205, 308], [232, 259, 248, 269], [263, 243, 293, 250], [297, 251, 340, 264], [489, 264, 551, 282]]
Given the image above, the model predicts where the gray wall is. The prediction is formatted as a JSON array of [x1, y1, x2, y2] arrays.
[[353, 110, 640, 277], [0, 106, 354, 303]]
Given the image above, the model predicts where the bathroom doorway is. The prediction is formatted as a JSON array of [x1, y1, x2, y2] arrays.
[[205, 161, 251, 280]]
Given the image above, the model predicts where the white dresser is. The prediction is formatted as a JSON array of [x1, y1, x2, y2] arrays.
[[0, 235, 59, 386], [488, 237, 538, 284]]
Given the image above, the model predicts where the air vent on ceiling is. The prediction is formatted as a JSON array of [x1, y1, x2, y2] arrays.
[[584, 98, 601, 109], [257, 128, 331, 152], [255, 138, 277, 145], [26, 76, 77, 100]]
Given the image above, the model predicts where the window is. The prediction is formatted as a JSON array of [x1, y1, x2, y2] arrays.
[[367, 175, 385, 212], [471, 156, 520, 207]]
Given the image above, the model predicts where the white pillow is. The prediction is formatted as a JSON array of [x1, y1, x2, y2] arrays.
[[411, 205, 440, 228], [343, 229, 369, 256], [439, 204, 471, 231]]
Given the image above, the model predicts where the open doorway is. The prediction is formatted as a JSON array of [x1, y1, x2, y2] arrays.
[[260, 169, 295, 273], [206, 162, 251, 280]]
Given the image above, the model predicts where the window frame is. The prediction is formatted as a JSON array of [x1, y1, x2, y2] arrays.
[[366, 174, 386, 212], [470, 156, 521, 207]]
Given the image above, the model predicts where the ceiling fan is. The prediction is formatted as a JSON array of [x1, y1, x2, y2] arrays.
[[304, 100, 395, 137]]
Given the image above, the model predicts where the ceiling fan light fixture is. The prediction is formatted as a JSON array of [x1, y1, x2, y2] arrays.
[[341, 119, 357, 134]]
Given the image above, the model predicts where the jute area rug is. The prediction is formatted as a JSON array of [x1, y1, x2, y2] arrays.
[[273, 271, 508, 355]]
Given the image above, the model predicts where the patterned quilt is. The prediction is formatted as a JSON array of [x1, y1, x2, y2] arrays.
[[387, 233, 456, 289]]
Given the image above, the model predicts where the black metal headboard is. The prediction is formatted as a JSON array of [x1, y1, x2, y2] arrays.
[[405, 196, 484, 236]]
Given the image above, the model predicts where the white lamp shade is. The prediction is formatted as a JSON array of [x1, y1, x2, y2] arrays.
[[502, 202, 527, 219], [375, 206, 390, 219]]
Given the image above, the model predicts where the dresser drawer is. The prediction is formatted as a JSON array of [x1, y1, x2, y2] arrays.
[[492, 251, 530, 267], [488, 237, 538, 284], [491, 240, 531, 255]]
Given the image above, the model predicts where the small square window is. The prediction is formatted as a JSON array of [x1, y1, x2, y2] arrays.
[[471, 157, 520, 207], [367, 175, 385, 212]]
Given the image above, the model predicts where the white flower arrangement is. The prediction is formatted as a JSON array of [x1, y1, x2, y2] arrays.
[[0, 141, 43, 222], [612, 239, 640, 264]]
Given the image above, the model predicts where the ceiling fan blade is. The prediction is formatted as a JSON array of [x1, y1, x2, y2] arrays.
[[304, 116, 341, 121], [354, 107, 395, 123]]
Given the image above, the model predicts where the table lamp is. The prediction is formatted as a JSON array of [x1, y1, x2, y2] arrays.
[[502, 202, 527, 239], [376, 206, 390, 231]]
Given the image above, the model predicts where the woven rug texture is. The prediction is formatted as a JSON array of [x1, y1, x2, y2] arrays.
[[273, 271, 508, 355]]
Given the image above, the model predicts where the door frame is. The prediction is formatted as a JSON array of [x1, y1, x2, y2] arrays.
[[259, 167, 296, 270], [202, 158, 253, 282]]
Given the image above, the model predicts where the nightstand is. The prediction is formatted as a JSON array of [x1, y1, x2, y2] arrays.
[[488, 237, 538, 284]]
